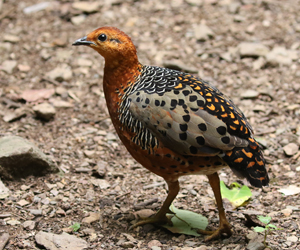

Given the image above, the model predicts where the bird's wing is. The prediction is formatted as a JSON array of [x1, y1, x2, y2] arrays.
[[128, 68, 252, 156]]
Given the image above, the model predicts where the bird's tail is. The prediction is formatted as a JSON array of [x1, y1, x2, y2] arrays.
[[221, 138, 269, 188]]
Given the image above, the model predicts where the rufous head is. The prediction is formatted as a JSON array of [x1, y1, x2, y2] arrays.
[[73, 27, 138, 69]]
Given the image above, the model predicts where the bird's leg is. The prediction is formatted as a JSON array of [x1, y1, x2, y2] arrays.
[[197, 172, 232, 241], [129, 180, 179, 229]]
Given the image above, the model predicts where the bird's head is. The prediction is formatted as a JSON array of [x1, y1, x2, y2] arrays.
[[73, 26, 138, 69]]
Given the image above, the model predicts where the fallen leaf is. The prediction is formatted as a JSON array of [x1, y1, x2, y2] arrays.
[[278, 185, 300, 196]]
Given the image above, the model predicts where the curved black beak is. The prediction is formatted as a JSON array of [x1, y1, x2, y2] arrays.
[[72, 36, 96, 46]]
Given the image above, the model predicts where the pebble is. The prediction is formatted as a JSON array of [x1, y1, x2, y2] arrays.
[[241, 90, 259, 99], [185, 0, 203, 6], [148, 240, 162, 248], [82, 212, 101, 224], [17, 199, 30, 207], [50, 99, 74, 108], [33, 103, 56, 121], [0, 178, 10, 199], [3, 108, 27, 123], [7, 219, 21, 226], [71, 15, 87, 25], [90, 179, 111, 189], [283, 143, 298, 156], [45, 64, 73, 82], [238, 42, 269, 57], [193, 21, 214, 41], [72, 1, 101, 13], [287, 236, 298, 242], [23, 220, 36, 230], [246, 241, 264, 250], [28, 209, 43, 216], [1, 60, 17, 74], [265, 46, 297, 66], [4, 34, 20, 43], [18, 64, 31, 72]]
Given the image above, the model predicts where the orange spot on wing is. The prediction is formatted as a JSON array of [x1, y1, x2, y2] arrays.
[[233, 120, 239, 125], [215, 98, 219, 103], [175, 83, 183, 89], [242, 149, 253, 158], [247, 161, 255, 168], [229, 112, 235, 119], [250, 145, 257, 150], [221, 113, 228, 118], [194, 86, 201, 90], [206, 93, 212, 97], [226, 151, 233, 156], [234, 157, 243, 163], [207, 104, 216, 111], [230, 125, 237, 130], [248, 138, 255, 143], [256, 159, 264, 166]]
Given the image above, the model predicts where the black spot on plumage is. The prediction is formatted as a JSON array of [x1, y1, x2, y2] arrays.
[[189, 146, 198, 154], [197, 100, 205, 107], [167, 123, 172, 128], [214, 161, 222, 166], [178, 99, 184, 105], [182, 104, 188, 109], [136, 92, 140, 95], [180, 161, 186, 165], [190, 169, 195, 172], [180, 124, 188, 131], [174, 90, 180, 95], [145, 98, 150, 104], [183, 115, 190, 122], [189, 95, 197, 102], [161, 100, 166, 107], [179, 133, 187, 140], [171, 99, 178, 107], [191, 107, 198, 112], [166, 154, 171, 158], [160, 166, 166, 170], [136, 97, 140, 102], [217, 126, 227, 136], [196, 136, 205, 145], [182, 90, 190, 96], [221, 136, 230, 144], [142, 105, 147, 108], [188, 160, 194, 164], [198, 165, 205, 168], [198, 123, 207, 131], [155, 100, 160, 106], [183, 171, 188, 174], [170, 165, 177, 168]]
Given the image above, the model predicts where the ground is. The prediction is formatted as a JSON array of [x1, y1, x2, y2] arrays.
[[0, 0, 300, 249]]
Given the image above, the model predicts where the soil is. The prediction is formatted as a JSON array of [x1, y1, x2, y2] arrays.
[[0, 0, 300, 249]]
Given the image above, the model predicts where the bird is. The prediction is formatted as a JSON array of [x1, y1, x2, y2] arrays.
[[73, 26, 269, 241]]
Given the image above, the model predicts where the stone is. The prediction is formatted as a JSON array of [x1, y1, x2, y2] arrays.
[[283, 143, 298, 156], [265, 47, 298, 66], [3, 108, 27, 122], [0, 233, 10, 250], [241, 90, 259, 99], [3, 34, 20, 43], [71, 15, 86, 25], [193, 21, 214, 41], [1, 60, 17, 74], [18, 64, 31, 72], [185, 0, 203, 6], [33, 103, 56, 121], [45, 64, 72, 82], [148, 240, 162, 248], [90, 179, 110, 189], [82, 212, 101, 224], [287, 236, 298, 242], [21, 88, 55, 102], [0, 136, 58, 180], [0, 178, 10, 199], [72, 2, 101, 13], [17, 199, 30, 207], [23, 220, 36, 230], [246, 241, 264, 250], [238, 42, 269, 57], [35, 231, 88, 250], [76, 58, 93, 67], [50, 99, 73, 108], [28, 209, 43, 216], [7, 219, 21, 226]]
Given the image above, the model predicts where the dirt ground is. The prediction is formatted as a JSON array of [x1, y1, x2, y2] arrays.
[[0, 0, 300, 249]]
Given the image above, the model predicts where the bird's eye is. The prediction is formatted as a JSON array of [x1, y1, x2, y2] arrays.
[[98, 34, 107, 42]]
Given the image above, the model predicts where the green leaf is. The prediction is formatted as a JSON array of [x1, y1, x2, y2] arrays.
[[254, 226, 266, 233], [258, 216, 271, 225], [69, 222, 80, 232], [162, 204, 208, 236], [220, 181, 252, 207], [267, 224, 278, 229]]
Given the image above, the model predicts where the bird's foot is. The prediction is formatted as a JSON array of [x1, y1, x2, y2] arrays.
[[129, 211, 173, 230], [197, 222, 232, 242]]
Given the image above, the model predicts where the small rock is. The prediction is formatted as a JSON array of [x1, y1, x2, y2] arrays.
[[185, 0, 203, 6], [241, 90, 259, 99], [35, 231, 88, 250], [23, 2, 51, 14], [82, 212, 101, 224], [252, 57, 265, 70], [246, 241, 264, 250], [21, 184, 31, 191], [265, 47, 297, 66], [7, 219, 21, 226], [283, 143, 298, 156], [4, 34, 20, 43], [71, 15, 87, 25], [28, 209, 43, 216], [134, 209, 156, 219], [33, 103, 56, 121], [238, 42, 269, 57], [1, 60, 17, 74], [17, 199, 30, 207], [90, 179, 110, 189], [0, 136, 58, 180], [120, 242, 135, 248], [148, 240, 162, 248], [3, 108, 27, 123], [281, 208, 293, 216], [56, 208, 66, 216], [194, 20, 214, 41], [151, 247, 161, 250], [287, 236, 298, 242], [45, 64, 73, 82], [72, 1, 101, 13], [0, 178, 10, 199], [21, 88, 55, 102], [50, 99, 74, 108], [18, 64, 31, 72], [23, 220, 36, 230], [0, 233, 10, 249]]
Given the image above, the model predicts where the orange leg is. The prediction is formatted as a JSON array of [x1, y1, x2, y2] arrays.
[[198, 172, 232, 241], [129, 180, 179, 229]]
